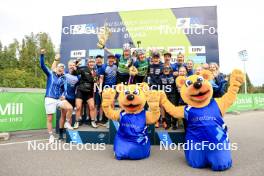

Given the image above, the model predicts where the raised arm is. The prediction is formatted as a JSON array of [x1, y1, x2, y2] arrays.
[[102, 88, 120, 121], [145, 90, 161, 124], [215, 69, 245, 115], [51, 53, 60, 71], [159, 91, 184, 119], [104, 47, 114, 55], [39, 49, 51, 76]]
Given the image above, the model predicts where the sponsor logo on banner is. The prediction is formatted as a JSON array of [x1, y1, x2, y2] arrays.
[[168, 46, 185, 54], [177, 17, 203, 29], [0, 103, 23, 116], [189, 46, 206, 54], [62, 23, 105, 35], [70, 50, 86, 58]]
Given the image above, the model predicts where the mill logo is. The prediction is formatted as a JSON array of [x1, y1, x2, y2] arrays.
[[0, 103, 23, 116]]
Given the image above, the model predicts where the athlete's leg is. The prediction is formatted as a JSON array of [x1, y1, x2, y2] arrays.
[[59, 100, 73, 123], [75, 98, 83, 121], [47, 114, 53, 133], [87, 97, 97, 128]]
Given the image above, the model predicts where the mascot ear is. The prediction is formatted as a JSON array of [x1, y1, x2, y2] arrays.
[[201, 70, 213, 81], [116, 83, 125, 93], [138, 82, 149, 93], [176, 76, 186, 88]]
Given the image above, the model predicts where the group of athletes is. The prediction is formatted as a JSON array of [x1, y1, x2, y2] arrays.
[[40, 45, 227, 143]]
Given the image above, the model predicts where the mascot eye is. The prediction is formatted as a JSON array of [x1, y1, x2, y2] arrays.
[[133, 89, 139, 95], [197, 76, 204, 82], [185, 80, 193, 87], [124, 90, 130, 95]]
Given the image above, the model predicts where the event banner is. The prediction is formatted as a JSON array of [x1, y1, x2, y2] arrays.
[[0, 92, 55, 132], [60, 6, 219, 66], [228, 93, 264, 112]]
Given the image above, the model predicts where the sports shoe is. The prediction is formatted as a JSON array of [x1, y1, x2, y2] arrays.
[[91, 120, 98, 128], [73, 121, 79, 129], [49, 135, 55, 144], [64, 122, 73, 130]]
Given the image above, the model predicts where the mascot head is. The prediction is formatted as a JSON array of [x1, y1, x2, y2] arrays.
[[116, 83, 149, 114], [176, 70, 214, 108]]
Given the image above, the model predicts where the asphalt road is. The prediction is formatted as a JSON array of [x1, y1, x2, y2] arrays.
[[0, 111, 264, 176]]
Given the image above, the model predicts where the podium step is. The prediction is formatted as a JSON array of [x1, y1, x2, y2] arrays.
[[66, 126, 109, 144], [66, 121, 185, 145]]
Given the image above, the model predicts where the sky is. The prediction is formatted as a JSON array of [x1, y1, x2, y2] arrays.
[[0, 0, 263, 86]]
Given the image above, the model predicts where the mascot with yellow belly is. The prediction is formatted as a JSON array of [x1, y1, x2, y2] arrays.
[[102, 83, 160, 160], [160, 69, 245, 171]]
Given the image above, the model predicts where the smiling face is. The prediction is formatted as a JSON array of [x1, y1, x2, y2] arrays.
[[176, 54, 184, 64], [138, 53, 145, 61], [123, 49, 130, 58], [177, 73, 213, 108], [68, 60, 76, 73], [56, 64, 65, 75], [87, 60, 95, 69], [117, 84, 147, 113]]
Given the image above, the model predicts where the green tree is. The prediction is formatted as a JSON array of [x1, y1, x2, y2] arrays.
[[0, 32, 55, 88]]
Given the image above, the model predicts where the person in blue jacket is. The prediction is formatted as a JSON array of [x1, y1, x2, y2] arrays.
[[40, 49, 73, 144]]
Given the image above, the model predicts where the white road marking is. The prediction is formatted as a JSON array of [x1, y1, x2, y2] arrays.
[[0, 139, 57, 146]]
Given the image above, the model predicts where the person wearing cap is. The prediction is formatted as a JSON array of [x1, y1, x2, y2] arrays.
[[160, 65, 178, 130], [133, 49, 149, 83], [104, 44, 133, 84], [40, 49, 74, 143], [163, 51, 177, 74], [147, 51, 163, 91], [72, 57, 98, 129], [99, 54, 118, 126]]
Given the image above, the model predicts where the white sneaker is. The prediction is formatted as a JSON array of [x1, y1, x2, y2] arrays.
[[64, 121, 73, 130], [49, 135, 55, 144], [73, 122, 79, 129], [91, 121, 98, 128]]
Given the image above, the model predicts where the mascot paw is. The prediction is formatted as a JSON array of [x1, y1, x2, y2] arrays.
[[102, 88, 116, 105], [230, 69, 245, 86], [146, 90, 160, 110]]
